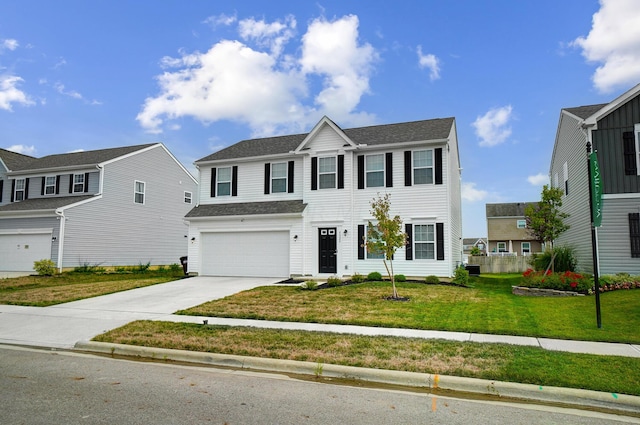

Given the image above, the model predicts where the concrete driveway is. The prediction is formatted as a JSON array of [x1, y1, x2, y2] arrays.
[[0, 276, 281, 349]]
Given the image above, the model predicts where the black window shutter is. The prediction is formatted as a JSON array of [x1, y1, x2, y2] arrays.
[[288, 161, 295, 193], [41, 177, 45, 195], [630, 213, 640, 258], [357, 155, 365, 189], [0, 180, 3, 203], [338, 155, 344, 189], [357, 225, 365, 260], [11, 180, 15, 202], [385, 152, 393, 187], [404, 151, 412, 186], [231, 166, 238, 196], [210, 168, 216, 197], [311, 157, 318, 190], [436, 222, 445, 260], [435, 148, 443, 185], [24, 178, 29, 199], [623, 132, 637, 175], [84, 173, 89, 193], [405, 223, 413, 260], [264, 163, 271, 194], [55, 175, 60, 194], [69, 174, 73, 193]]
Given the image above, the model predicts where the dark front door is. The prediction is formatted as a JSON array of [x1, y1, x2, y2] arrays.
[[318, 228, 337, 274]]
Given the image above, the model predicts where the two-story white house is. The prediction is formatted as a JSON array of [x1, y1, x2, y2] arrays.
[[185, 116, 463, 278], [0, 143, 197, 273]]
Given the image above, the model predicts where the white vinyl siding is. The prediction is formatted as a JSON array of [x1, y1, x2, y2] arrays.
[[413, 149, 433, 184], [365, 154, 384, 188]]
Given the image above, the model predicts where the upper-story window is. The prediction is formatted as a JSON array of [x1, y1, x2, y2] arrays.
[[134, 180, 145, 204], [14, 178, 25, 201], [318, 157, 336, 189], [414, 224, 435, 259], [366, 154, 385, 187], [44, 176, 56, 195], [413, 150, 434, 184], [563, 162, 569, 196], [271, 162, 287, 193], [184, 191, 192, 204], [517, 219, 526, 229], [73, 174, 85, 193], [217, 167, 232, 196]]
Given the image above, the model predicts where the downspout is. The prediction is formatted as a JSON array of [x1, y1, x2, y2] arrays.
[[55, 208, 66, 273]]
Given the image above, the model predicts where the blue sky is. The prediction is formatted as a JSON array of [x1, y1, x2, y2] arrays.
[[1, 0, 639, 237]]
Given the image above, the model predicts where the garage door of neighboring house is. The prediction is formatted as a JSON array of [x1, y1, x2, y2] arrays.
[[0, 232, 52, 272], [201, 231, 289, 277]]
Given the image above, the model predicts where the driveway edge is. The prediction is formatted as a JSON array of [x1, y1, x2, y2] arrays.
[[75, 341, 640, 415]]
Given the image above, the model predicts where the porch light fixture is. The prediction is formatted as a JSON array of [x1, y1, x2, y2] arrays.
[[293, 235, 298, 240], [191, 237, 196, 241]]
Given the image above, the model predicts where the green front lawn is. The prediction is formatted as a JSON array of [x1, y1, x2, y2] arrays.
[[177, 275, 640, 344]]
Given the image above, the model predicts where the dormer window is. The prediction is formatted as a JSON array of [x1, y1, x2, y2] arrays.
[[44, 176, 56, 195], [73, 174, 85, 193], [14, 178, 25, 201]]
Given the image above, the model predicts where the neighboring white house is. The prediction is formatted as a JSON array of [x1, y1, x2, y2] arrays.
[[0, 143, 197, 273], [186, 116, 463, 278], [550, 83, 640, 274]]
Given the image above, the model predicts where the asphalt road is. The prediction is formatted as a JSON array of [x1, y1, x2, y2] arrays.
[[1, 345, 637, 425]]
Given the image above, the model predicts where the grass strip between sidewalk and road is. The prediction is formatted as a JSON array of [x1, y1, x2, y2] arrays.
[[94, 320, 640, 397]]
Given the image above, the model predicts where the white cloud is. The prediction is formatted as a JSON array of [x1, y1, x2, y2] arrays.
[[203, 13, 237, 28], [572, 0, 640, 93], [1, 39, 19, 52], [6, 144, 36, 155], [54, 82, 83, 99], [0, 75, 33, 111], [472, 105, 513, 147], [461, 182, 488, 202], [527, 173, 548, 186], [417, 45, 440, 81], [138, 14, 378, 135]]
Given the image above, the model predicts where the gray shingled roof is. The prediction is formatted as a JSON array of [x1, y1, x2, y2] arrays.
[[198, 117, 455, 162], [13, 143, 157, 172], [486, 202, 536, 218], [0, 195, 96, 213], [185, 200, 306, 218], [563, 104, 608, 120], [0, 148, 37, 171]]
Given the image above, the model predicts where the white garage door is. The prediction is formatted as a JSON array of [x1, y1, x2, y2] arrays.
[[0, 233, 52, 272], [201, 231, 289, 277]]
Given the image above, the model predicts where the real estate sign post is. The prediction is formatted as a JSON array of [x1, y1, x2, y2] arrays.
[[587, 143, 602, 328]]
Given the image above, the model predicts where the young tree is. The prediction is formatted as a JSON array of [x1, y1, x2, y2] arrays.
[[365, 193, 407, 299], [524, 185, 569, 251]]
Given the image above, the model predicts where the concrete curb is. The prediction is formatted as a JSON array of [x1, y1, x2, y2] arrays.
[[75, 341, 640, 415]]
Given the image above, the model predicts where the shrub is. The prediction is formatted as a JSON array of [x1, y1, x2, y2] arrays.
[[300, 280, 318, 290], [168, 263, 183, 275], [350, 273, 365, 283], [367, 271, 382, 281], [326, 276, 343, 287], [452, 266, 469, 286], [134, 262, 151, 274], [73, 263, 105, 274], [33, 259, 56, 276], [530, 246, 577, 272], [521, 268, 591, 293], [425, 275, 440, 284], [394, 274, 406, 282]]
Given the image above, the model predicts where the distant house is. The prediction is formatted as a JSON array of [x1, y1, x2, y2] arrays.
[[486, 202, 542, 256], [186, 115, 463, 278], [0, 143, 197, 273], [462, 237, 487, 263], [550, 83, 640, 274]]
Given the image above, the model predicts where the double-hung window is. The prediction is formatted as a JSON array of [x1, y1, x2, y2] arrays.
[[522, 242, 531, 255], [517, 219, 526, 229], [318, 157, 336, 189], [413, 150, 433, 184], [366, 224, 385, 259], [134, 181, 145, 204], [14, 178, 25, 201], [497, 242, 507, 253], [365, 154, 384, 188], [414, 224, 435, 259], [271, 162, 287, 193], [73, 174, 85, 193], [217, 167, 232, 196], [44, 176, 56, 195], [184, 191, 192, 204]]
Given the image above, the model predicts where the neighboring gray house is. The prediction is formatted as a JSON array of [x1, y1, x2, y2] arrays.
[[550, 83, 640, 274], [0, 143, 197, 273], [186, 116, 463, 278]]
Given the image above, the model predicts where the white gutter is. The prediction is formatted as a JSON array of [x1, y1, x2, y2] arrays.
[[55, 209, 66, 273]]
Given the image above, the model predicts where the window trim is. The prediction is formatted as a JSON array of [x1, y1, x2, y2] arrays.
[[271, 161, 288, 193], [516, 219, 526, 229], [521, 242, 531, 255], [216, 166, 232, 196], [497, 242, 507, 253], [412, 149, 434, 185], [14, 178, 25, 202], [365, 154, 385, 188], [184, 191, 192, 204], [318, 156, 337, 190], [134, 180, 146, 205], [413, 223, 436, 260]]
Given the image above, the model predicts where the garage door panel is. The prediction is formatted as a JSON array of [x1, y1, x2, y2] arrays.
[[0, 233, 52, 272], [201, 231, 289, 277]]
